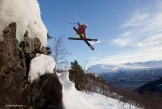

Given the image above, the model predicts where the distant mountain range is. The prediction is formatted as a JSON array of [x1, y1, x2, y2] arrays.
[[87, 60, 162, 82], [135, 78, 162, 94]]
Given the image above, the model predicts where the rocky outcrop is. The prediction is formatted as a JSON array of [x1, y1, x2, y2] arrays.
[[0, 22, 62, 109], [0, 22, 27, 107], [29, 73, 63, 109]]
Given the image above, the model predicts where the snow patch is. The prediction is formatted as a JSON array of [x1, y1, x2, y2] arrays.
[[59, 72, 141, 109], [28, 54, 56, 82], [0, 0, 47, 46]]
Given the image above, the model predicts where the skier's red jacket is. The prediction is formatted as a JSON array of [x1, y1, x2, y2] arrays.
[[77, 22, 87, 37]]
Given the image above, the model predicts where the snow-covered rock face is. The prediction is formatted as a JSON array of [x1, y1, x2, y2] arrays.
[[0, 0, 47, 46], [28, 54, 56, 82]]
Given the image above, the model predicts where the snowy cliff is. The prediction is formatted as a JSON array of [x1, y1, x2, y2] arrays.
[[0, 0, 47, 46], [0, 1, 63, 108]]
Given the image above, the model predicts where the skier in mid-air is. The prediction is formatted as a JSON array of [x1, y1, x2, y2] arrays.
[[68, 22, 97, 50], [77, 22, 87, 38]]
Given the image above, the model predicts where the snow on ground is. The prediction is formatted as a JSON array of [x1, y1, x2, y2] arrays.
[[28, 54, 56, 82], [59, 72, 142, 109], [0, 0, 47, 46]]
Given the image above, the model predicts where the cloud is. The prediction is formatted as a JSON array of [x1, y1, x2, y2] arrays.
[[90, 40, 101, 45], [119, 31, 131, 37], [123, 12, 149, 27], [111, 38, 131, 47], [90, 1, 162, 65], [136, 34, 162, 47], [110, 31, 132, 47], [110, 1, 162, 48], [89, 47, 162, 65]]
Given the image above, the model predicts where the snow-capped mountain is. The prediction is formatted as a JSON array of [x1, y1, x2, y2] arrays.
[[87, 60, 162, 82], [87, 60, 162, 74]]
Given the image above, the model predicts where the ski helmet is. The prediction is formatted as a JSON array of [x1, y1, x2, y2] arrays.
[[83, 24, 88, 28]]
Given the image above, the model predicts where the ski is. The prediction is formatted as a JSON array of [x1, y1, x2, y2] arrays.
[[68, 37, 97, 41], [73, 27, 94, 50]]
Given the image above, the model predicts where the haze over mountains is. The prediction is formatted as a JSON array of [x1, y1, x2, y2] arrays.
[[87, 60, 162, 73], [87, 60, 162, 82]]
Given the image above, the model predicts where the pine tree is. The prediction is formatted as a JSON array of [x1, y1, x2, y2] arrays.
[[69, 60, 86, 90]]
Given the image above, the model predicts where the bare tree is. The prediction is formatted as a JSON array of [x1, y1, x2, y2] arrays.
[[53, 36, 70, 70]]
